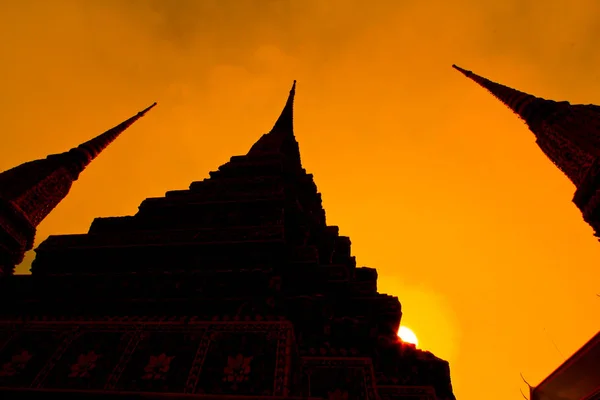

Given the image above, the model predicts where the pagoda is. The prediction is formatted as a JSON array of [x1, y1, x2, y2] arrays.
[[453, 66, 600, 400], [453, 64, 600, 240], [0, 82, 454, 399], [0, 102, 157, 277]]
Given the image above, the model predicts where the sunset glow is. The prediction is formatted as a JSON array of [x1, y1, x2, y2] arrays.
[[398, 326, 419, 347], [3, 1, 600, 399]]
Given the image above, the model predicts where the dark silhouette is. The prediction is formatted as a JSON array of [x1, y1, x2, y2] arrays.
[[453, 65, 600, 400], [0, 84, 454, 399], [453, 65, 600, 241], [0, 103, 157, 277], [528, 332, 600, 400]]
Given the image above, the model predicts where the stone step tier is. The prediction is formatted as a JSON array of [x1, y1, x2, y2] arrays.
[[1, 270, 380, 319], [32, 224, 355, 274]]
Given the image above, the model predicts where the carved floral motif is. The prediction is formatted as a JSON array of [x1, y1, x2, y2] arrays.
[[142, 353, 175, 380], [0, 350, 33, 377], [69, 351, 100, 378], [222, 354, 253, 389]]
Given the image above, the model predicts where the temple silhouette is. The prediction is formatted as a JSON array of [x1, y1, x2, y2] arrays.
[[453, 65, 600, 400], [0, 83, 455, 399], [0, 102, 157, 277], [453, 64, 600, 241]]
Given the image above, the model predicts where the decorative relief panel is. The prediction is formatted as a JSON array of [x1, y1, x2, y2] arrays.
[[38, 325, 135, 391], [0, 320, 329, 398], [191, 322, 292, 397], [0, 327, 70, 388], [115, 325, 205, 393]]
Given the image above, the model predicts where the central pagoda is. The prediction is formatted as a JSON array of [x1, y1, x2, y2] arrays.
[[0, 82, 454, 400]]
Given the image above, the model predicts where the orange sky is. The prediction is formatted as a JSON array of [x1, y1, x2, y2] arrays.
[[2, 0, 600, 398]]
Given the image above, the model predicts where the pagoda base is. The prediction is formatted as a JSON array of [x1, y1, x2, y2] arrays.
[[0, 388, 317, 400]]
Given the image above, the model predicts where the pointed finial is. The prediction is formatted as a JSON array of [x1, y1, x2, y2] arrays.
[[452, 64, 473, 77], [451, 64, 557, 128], [69, 102, 157, 174], [247, 81, 299, 157], [271, 80, 296, 134]]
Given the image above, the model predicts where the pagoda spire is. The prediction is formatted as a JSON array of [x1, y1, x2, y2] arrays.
[[0, 102, 156, 276], [66, 102, 157, 176], [270, 80, 296, 135], [453, 64, 600, 240], [451, 65, 562, 130], [247, 81, 300, 161], [451, 65, 599, 178]]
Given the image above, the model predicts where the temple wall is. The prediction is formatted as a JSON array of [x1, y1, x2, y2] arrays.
[[0, 319, 440, 400]]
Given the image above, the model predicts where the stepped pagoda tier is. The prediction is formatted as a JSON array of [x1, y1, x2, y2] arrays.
[[0, 103, 157, 277], [453, 64, 600, 240], [0, 82, 454, 400]]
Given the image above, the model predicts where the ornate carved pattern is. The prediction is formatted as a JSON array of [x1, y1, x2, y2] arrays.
[[69, 351, 100, 377], [301, 357, 377, 400], [114, 325, 205, 393], [17, 167, 75, 228], [190, 322, 293, 397], [0, 327, 69, 388], [31, 327, 80, 388], [141, 353, 175, 380], [564, 104, 600, 154], [278, 324, 294, 396], [0, 350, 33, 379], [39, 325, 134, 391], [0, 200, 34, 247], [103, 328, 143, 390], [40, 225, 285, 250], [537, 122, 595, 187], [183, 328, 212, 394], [574, 158, 600, 205]]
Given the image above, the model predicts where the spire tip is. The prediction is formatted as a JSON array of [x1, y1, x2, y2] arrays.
[[452, 64, 472, 77], [138, 102, 157, 116]]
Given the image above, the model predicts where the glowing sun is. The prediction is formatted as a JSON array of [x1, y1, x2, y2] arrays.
[[398, 326, 419, 346]]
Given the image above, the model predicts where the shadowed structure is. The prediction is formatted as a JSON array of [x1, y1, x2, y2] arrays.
[[0, 103, 157, 277], [0, 82, 454, 399], [453, 65, 600, 240], [453, 65, 600, 400], [530, 331, 600, 400]]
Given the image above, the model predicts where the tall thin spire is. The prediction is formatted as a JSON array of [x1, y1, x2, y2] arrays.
[[248, 81, 298, 158], [68, 102, 157, 175], [0, 102, 157, 275], [271, 80, 296, 135], [453, 65, 600, 240], [451, 65, 560, 130]]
